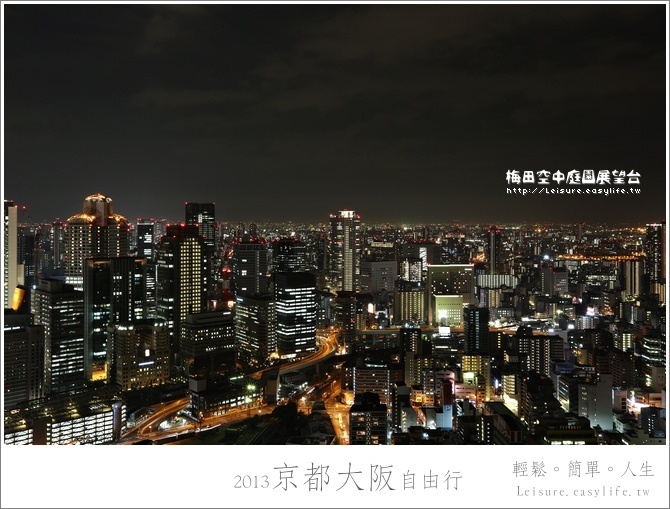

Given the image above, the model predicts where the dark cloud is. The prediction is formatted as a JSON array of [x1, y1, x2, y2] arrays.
[[3, 3, 666, 225]]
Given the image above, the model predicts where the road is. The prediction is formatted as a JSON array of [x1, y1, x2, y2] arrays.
[[251, 329, 339, 379], [118, 330, 340, 444], [120, 397, 190, 442]]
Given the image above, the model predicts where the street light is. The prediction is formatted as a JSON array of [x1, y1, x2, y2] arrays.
[[246, 384, 256, 417]]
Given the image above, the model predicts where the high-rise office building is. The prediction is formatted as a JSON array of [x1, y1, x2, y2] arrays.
[[185, 203, 216, 254], [17, 227, 37, 304], [427, 264, 475, 325], [156, 224, 208, 363], [486, 225, 504, 275], [232, 235, 270, 296], [107, 320, 170, 391], [393, 280, 425, 325], [185, 203, 217, 292], [329, 210, 361, 292], [274, 272, 317, 358], [621, 259, 644, 298], [83, 257, 147, 380], [64, 194, 130, 291], [463, 305, 489, 354], [270, 238, 308, 273], [360, 259, 397, 294], [4, 200, 18, 306], [645, 222, 666, 302], [3, 311, 46, 409], [136, 219, 155, 259], [50, 220, 66, 271], [235, 294, 276, 365], [31, 279, 85, 394], [181, 310, 236, 376]]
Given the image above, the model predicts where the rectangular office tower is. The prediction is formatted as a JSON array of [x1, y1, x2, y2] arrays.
[[84, 257, 147, 381], [427, 264, 475, 326], [274, 272, 317, 358], [329, 210, 361, 292], [4, 200, 18, 306], [185, 203, 216, 255], [232, 236, 269, 297], [181, 310, 236, 376], [156, 224, 208, 364], [645, 222, 666, 303], [4, 311, 46, 410], [31, 279, 85, 394], [136, 219, 155, 259], [107, 320, 170, 391], [186, 203, 217, 292], [235, 294, 276, 366]]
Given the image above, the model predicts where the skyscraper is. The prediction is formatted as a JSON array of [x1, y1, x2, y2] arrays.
[[235, 294, 276, 365], [274, 272, 317, 358], [83, 257, 147, 380], [486, 225, 503, 275], [64, 194, 130, 291], [185, 203, 217, 292], [329, 210, 361, 292], [31, 279, 85, 394], [136, 219, 155, 259], [107, 320, 170, 391], [463, 304, 490, 354], [4, 310, 46, 409], [270, 238, 308, 273], [232, 235, 269, 297], [156, 224, 208, 364], [185, 203, 216, 255], [4, 200, 18, 306], [645, 222, 666, 302]]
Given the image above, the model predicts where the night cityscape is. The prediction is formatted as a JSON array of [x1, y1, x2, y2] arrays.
[[1, 1, 667, 454]]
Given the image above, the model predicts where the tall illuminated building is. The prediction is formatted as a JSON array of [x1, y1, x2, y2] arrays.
[[136, 219, 155, 259], [486, 225, 503, 275], [185, 203, 216, 254], [50, 220, 66, 271], [271, 238, 308, 273], [83, 257, 147, 380], [426, 264, 475, 326], [107, 320, 170, 391], [329, 210, 361, 292], [186, 203, 217, 292], [64, 194, 130, 291], [621, 259, 644, 298], [4, 200, 18, 306], [232, 235, 269, 297], [156, 224, 208, 366], [235, 294, 276, 365], [31, 279, 85, 394], [645, 222, 666, 302], [463, 305, 489, 354], [4, 310, 46, 409], [274, 272, 317, 358]]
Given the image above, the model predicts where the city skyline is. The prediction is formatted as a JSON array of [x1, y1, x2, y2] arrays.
[[3, 3, 667, 224]]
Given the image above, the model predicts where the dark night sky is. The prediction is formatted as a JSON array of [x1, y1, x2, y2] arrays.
[[2, 3, 667, 225]]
